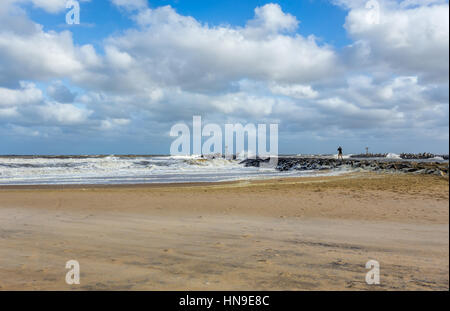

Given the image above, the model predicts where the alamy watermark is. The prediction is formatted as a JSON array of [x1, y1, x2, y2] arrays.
[[170, 116, 279, 167], [66, 0, 80, 25], [365, 0, 380, 25], [365, 259, 380, 285], [65, 259, 80, 285]]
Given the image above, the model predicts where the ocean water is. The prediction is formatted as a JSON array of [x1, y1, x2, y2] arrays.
[[0, 155, 348, 185]]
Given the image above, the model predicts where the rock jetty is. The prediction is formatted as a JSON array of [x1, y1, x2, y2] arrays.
[[399, 153, 449, 160], [240, 157, 449, 176], [349, 153, 449, 160], [350, 153, 388, 158]]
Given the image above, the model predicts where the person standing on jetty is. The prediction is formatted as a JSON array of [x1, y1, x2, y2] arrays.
[[337, 146, 343, 160]]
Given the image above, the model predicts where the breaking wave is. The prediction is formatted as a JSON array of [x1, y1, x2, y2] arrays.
[[386, 153, 401, 159], [0, 155, 346, 185]]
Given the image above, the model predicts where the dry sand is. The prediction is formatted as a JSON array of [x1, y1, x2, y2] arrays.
[[0, 172, 448, 290]]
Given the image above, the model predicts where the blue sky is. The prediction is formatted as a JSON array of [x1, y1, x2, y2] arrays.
[[0, 0, 449, 155], [28, 1, 351, 52]]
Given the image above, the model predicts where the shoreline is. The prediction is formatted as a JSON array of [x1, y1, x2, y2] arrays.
[[0, 170, 447, 190], [1, 156, 447, 187], [0, 170, 359, 190]]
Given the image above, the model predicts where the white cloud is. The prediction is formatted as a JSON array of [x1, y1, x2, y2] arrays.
[[0, 1, 101, 86], [316, 96, 405, 129], [105, 46, 134, 69], [0, 1, 447, 152], [269, 83, 318, 99], [211, 93, 276, 116], [0, 107, 19, 118], [245, 3, 299, 37], [8, 0, 91, 14], [344, 0, 449, 81], [38, 102, 92, 125], [0, 29, 89, 84], [29, 0, 67, 13], [125, 4, 338, 91], [100, 118, 131, 130], [0, 82, 42, 107]]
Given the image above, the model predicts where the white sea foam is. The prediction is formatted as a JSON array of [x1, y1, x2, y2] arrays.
[[431, 156, 444, 161], [332, 153, 353, 159], [0, 155, 349, 185], [386, 153, 401, 159]]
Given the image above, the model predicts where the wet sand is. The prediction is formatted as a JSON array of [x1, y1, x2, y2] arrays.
[[0, 173, 448, 290]]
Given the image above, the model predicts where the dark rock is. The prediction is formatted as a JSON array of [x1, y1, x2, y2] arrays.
[[239, 156, 449, 176]]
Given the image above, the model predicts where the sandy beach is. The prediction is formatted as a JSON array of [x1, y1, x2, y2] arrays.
[[0, 172, 448, 290]]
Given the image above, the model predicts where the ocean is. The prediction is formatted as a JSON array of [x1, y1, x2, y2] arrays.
[[0, 155, 349, 185], [1, 154, 447, 186]]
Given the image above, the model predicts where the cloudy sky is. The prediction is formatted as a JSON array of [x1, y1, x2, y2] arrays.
[[0, 0, 448, 155]]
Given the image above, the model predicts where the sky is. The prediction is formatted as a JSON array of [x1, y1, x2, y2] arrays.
[[0, 0, 449, 155]]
